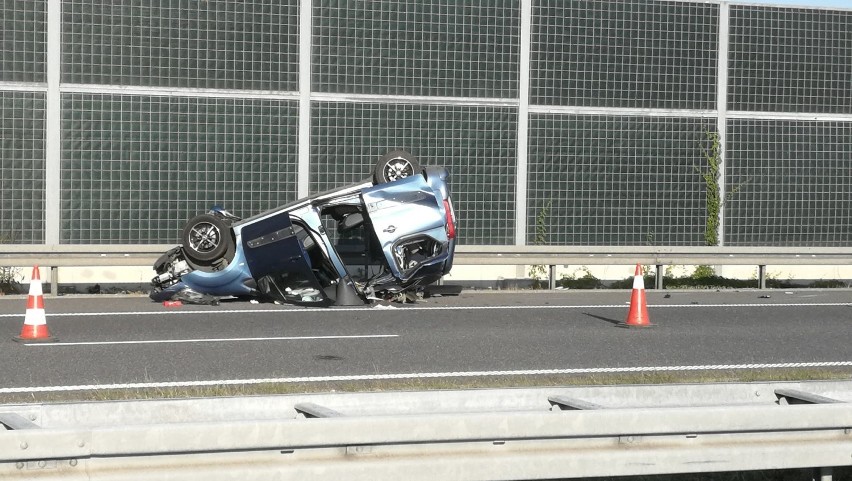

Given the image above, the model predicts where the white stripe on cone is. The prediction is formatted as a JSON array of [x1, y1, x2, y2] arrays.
[[633, 270, 645, 289]]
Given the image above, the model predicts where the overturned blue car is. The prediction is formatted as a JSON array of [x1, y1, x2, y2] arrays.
[[150, 151, 457, 306]]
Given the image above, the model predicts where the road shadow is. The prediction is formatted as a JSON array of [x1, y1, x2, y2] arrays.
[[583, 312, 623, 327]]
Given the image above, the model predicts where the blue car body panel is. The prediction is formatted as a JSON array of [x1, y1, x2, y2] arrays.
[[361, 174, 449, 281], [180, 245, 255, 297]]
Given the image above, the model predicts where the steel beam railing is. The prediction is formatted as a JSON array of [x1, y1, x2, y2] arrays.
[[1, 381, 851, 480], [1, 245, 851, 292]]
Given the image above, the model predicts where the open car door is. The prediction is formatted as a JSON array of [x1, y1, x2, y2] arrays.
[[238, 211, 332, 306], [361, 175, 449, 282]]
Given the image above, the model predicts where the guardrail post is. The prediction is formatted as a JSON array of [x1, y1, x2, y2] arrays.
[[548, 265, 556, 290], [50, 266, 58, 296], [655, 265, 664, 290], [818, 467, 833, 481], [758, 265, 767, 289]]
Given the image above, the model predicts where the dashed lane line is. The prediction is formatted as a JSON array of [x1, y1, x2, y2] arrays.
[[1, 361, 850, 394]]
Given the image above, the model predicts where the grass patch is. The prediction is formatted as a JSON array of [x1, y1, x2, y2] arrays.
[[2, 368, 848, 404]]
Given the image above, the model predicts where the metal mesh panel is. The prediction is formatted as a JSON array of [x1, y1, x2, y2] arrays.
[[729, 6, 852, 113], [527, 115, 714, 246], [62, 0, 300, 90], [311, 102, 517, 245], [0, 91, 46, 243], [4, 0, 851, 251], [61, 93, 299, 244], [725, 120, 852, 246], [312, 0, 520, 98], [530, 0, 718, 109], [0, 0, 47, 82]]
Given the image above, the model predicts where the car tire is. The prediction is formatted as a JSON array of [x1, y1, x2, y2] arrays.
[[181, 213, 232, 264], [373, 150, 421, 184]]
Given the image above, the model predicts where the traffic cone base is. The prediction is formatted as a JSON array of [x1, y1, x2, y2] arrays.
[[13, 266, 57, 342], [621, 263, 653, 328], [14, 325, 57, 343]]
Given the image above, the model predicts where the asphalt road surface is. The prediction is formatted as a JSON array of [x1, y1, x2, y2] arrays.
[[0, 289, 850, 393]]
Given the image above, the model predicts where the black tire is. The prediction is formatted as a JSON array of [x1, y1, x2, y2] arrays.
[[373, 150, 421, 184], [181, 213, 232, 264]]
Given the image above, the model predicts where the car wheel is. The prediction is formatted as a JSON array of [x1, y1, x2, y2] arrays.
[[181, 213, 231, 264], [373, 150, 421, 184]]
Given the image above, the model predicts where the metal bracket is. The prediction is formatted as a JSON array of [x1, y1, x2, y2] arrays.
[[294, 402, 344, 418], [0, 413, 41, 430], [548, 395, 604, 411], [774, 389, 843, 405]]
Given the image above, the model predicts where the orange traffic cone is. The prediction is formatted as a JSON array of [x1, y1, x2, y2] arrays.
[[622, 264, 653, 328], [13, 266, 57, 342]]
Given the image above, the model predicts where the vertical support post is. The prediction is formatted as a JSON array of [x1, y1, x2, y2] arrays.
[[716, 3, 730, 247], [758, 265, 766, 289], [297, 0, 313, 199], [514, 0, 532, 246], [655, 265, 664, 290], [44, 0, 62, 246], [548, 265, 556, 290], [817, 467, 833, 481], [50, 266, 59, 296]]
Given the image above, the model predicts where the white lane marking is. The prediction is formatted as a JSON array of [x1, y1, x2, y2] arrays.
[[0, 302, 849, 318], [2, 361, 850, 394], [23, 334, 398, 347]]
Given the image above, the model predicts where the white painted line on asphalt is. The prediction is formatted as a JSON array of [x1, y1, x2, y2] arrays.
[[2, 361, 850, 394], [0, 302, 849, 318], [23, 334, 398, 347]]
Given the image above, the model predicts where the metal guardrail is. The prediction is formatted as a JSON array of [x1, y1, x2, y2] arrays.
[[0, 245, 172, 268], [456, 245, 852, 289], [1, 245, 851, 292], [1, 381, 851, 480], [454, 245, 852, 266]]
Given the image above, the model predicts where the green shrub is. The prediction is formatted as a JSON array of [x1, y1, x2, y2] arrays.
[[528, 201, 552, 289], [0, 233, 22, 294], [559, 267, 604, 289]]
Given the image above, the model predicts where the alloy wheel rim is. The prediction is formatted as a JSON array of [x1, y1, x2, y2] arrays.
[[189, 222, 221, 253], [385, 158, 413, 181]]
